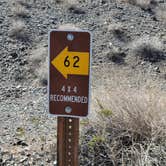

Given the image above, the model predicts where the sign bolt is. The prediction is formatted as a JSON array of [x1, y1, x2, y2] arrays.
[[65, 106, 72, 113]]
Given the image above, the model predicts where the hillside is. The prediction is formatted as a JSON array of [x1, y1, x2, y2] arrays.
[[0, 0, 166, 165]]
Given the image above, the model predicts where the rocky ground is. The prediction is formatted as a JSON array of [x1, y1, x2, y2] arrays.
[[0, 0, 166, 165]]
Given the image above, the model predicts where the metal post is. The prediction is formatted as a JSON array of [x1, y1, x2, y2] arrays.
[[57, 117, 79, 166]]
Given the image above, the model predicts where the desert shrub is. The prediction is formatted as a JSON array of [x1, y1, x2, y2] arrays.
[[12, 3, 29, 18], [9, 20, 29, 41], [15, 0, 31, 7], [107, 46, 126, 64], [108, 23, 130, 42], [155, 5, 166, 22], [130, 36, 165, 62], [119, 0, 158, 10], [29, 44, 48, 86], [38, 58, 48, 86]]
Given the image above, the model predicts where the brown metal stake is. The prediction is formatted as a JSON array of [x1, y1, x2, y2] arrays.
[[57, 117, 79, 166]]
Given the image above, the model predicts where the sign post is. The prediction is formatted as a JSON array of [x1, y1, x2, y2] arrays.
[[57, 117, 79, 166], [49, 30, 91, 165]]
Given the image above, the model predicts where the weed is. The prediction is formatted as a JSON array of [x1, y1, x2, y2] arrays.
[[99, 109, 113, 117], [16, 127, 25, 137], [88, 135, 105, 148], [30, 117, 40, 126]]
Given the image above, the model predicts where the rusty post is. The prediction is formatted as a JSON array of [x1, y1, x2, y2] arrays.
[[57, 117, 79, 166]]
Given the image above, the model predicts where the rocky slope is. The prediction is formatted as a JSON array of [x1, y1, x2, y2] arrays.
[[0, 0, 165, 165]]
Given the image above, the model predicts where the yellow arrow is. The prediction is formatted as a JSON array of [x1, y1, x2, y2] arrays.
[[51, 46, 89, 79]]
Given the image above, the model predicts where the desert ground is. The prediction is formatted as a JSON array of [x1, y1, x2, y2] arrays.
[[0, 0, 166, 165]]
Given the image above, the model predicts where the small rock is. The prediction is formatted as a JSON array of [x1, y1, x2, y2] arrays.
[[154, 66, 160, 73], [130, 25, 134, 29], [109, 42, 112, 47], [140, 61, 145, 65], [14, 140, 28, 147], [68, 6, 86, 14], [19, 157, 28, 163]]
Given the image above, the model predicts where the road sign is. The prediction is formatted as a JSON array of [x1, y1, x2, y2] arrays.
[[49, 30, 91, 117]]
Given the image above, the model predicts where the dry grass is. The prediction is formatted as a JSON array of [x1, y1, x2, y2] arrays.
[[108, 22, 130, 43], [9, 20, 28, 41], [37, 57, 48, 86], [29, 43, 48, 86], [80, 65, 166, 165]]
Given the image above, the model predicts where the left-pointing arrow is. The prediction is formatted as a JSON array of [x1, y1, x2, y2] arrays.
[[51, 46, 89, 79]]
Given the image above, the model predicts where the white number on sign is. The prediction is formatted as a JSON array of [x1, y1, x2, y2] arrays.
[[73, 86, 77, 93], [61, 85, 78, 93], [67, 86, 71, 93], [61, 86, 65, 92]]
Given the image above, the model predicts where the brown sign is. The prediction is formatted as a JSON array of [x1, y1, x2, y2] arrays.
[[49, 30, 91, 117]]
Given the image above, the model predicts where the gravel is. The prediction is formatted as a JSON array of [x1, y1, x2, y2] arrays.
[[0, 0, 166, 165]]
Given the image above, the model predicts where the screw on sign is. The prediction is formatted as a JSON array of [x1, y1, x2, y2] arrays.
[[48, 30, 91, 166]]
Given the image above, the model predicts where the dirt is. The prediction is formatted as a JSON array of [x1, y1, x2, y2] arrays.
[[0, 0, 165, 165]]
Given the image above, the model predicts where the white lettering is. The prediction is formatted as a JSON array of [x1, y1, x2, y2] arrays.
[[50, 94, 88, 104]]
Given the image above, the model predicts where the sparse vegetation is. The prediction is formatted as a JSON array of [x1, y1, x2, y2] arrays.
[[9, 20, 29, 41], [130, 36, 165, 62], [16, 127, 25, 137], [29, 44, 48, 85], [107, 46, 126, 64], [119, 0, 157, 10], [30, 117, 40, 126], [81, 85, 166, 165], [12, 3, 29, 18], [155, 5, 166, 22], [1, 0, 165, 165], [38, 58, 48, 86], [109, 23, 130, 42]]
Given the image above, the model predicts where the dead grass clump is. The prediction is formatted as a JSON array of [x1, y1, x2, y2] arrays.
[[107, 46, 126, 64], [108, 22, 124, 32], [12, 3, 29, 18], [80, 86, 166, 165], [9, 20, 29, 41], [119, 0, 157, 10], [80, 64, 166, 165], [29, 44, 48, 86], [108, 23, 130, 42], [37, 57, 48, 86], [155, 5, 166, 22], [130, 36, 165, 62]]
